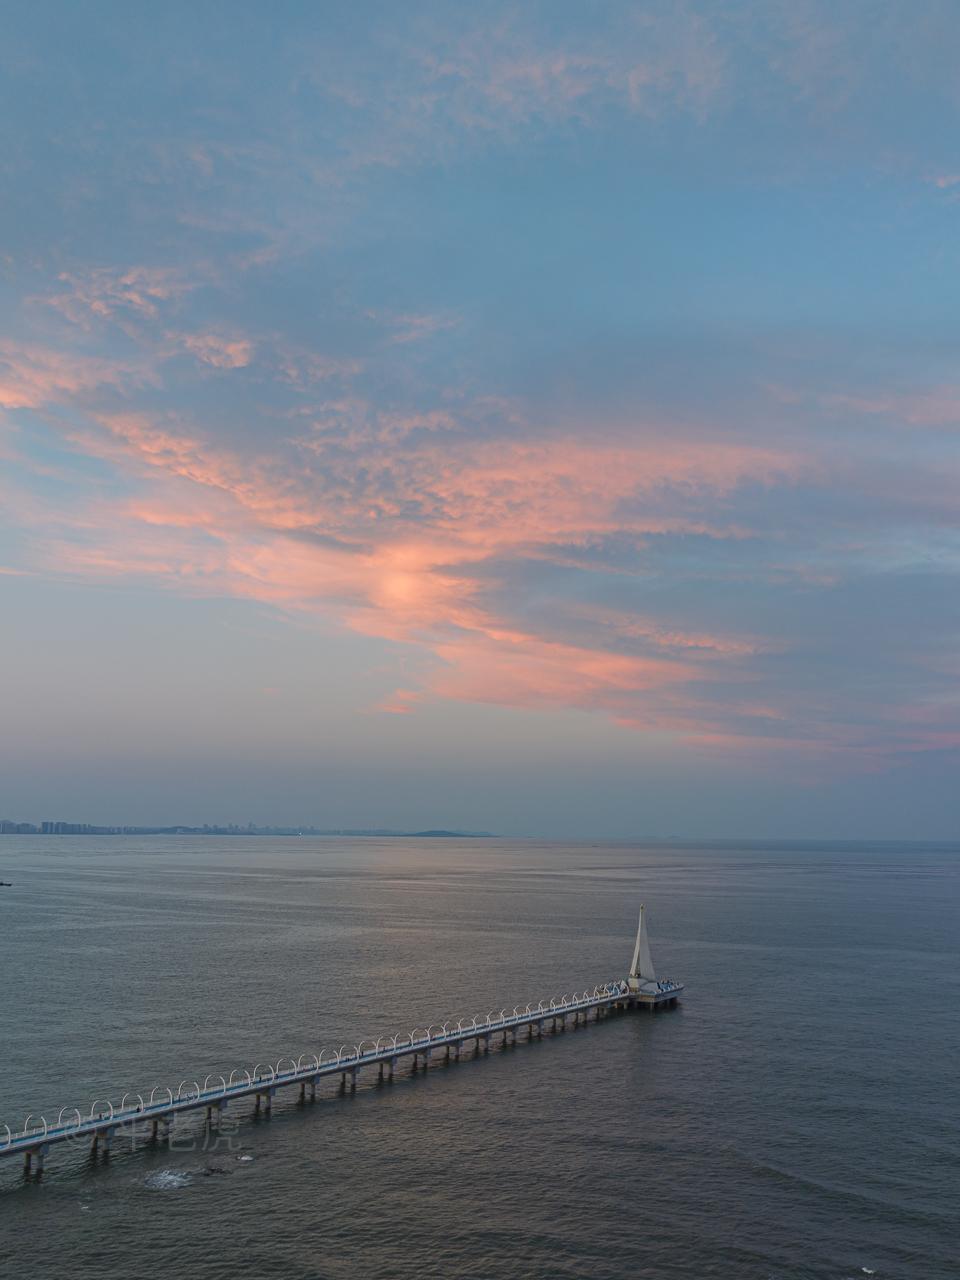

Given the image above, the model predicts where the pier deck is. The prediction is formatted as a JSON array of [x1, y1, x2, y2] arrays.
[[2, 906, 682, 1178]]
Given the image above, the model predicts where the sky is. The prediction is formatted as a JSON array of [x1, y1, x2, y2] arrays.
[[1, 1, 959, 839]]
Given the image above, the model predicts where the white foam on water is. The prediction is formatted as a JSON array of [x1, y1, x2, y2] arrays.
[[237, 1154, 254, 1162], [144, 1169, 192, 1191]]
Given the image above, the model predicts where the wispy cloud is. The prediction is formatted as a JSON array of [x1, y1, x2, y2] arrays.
[[0, 340, 146, 409], [179, 332, 255, 369], [3, 0, 960, 796], [41, 267, 194, 327]]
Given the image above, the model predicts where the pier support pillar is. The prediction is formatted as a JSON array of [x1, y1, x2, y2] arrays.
[[350, 1068, 357, 1092], [310, 1077, 318, 1101], [150, 1118, 159, 1141], [454, 1042, 462, 1062], [483, 1034, 490, 1054], [34, 1145, 47, 1176], [101, 1127, 115, 1156], [424, 1048, 432, 1069], [299, 1081, 306, 1102], [23, 1150, 32, 1176]]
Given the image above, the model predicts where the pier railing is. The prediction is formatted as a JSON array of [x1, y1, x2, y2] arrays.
[[2, 983, 652, 1157]]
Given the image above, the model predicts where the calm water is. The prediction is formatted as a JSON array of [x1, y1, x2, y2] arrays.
[[0, 837, 957, 1279]]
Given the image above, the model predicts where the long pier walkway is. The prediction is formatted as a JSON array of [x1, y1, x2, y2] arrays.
[[2, 906, 683, 1178]]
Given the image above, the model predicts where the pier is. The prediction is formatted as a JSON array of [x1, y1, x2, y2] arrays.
[[2, 906, 682, 1179]]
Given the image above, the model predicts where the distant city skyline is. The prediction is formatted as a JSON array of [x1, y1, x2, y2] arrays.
[[2, 3, 958, 840], [0, 817, 491, 837]]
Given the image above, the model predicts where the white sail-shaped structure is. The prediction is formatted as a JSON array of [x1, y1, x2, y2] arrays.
[[627, 903, 659, 994]]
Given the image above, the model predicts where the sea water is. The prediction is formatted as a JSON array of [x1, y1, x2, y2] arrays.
[[0, 836, 956, 1279]]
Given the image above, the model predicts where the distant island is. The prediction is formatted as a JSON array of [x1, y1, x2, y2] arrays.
[[0, 818, 492, 838]]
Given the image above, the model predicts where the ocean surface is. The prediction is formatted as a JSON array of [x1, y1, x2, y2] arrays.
[[0, 836, 957, 1279]]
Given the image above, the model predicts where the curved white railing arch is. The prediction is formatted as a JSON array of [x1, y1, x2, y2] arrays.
[[88, 1100, 114, 1122], [229, 1069, 252, 1088], [274, 1058, 297, 1078], [203, 1075, 226, 1094], [150, 1085, 173, 1106], [57, 1106, 82, 1131]]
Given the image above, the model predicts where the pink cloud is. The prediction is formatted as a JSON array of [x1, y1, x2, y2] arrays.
[[13, 398, 807, 752], [20, 400, 950, 767], [427, 629, 697, 712], [42, 267, 193, 326], [180, 332, 255, 369], [0, 341, 143, 409]]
